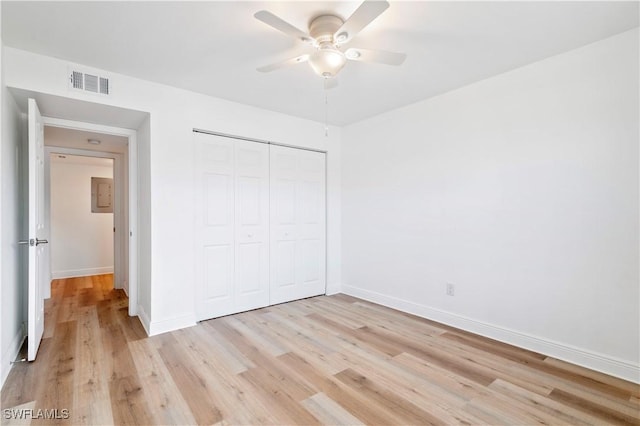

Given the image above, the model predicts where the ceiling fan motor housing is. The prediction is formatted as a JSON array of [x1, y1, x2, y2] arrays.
[[309, 15, 344, 43]]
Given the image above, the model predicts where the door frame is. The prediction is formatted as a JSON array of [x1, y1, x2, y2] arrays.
[[44, 146, 124, 292], [42, 117, 139, 316]]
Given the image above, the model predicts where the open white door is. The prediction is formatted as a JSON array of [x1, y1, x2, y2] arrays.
[[25, 98, 46, 361]]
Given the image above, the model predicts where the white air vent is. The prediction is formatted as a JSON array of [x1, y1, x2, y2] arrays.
[[71, 71, 83, 89], [69, 68, 111, 95]]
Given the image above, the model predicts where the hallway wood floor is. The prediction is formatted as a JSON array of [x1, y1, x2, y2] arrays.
[[1, 274, 639, 425]]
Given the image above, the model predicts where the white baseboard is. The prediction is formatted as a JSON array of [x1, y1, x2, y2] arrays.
[[341, 284, 640, 384], [52, 267, 113, 279], [325, 281, 341, 296], [137, 304, 151, 336], [1, 328, 24, 389], [148, 313, 197, 336]]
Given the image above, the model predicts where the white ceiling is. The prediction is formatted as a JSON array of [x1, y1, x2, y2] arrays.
[[45, 126, 128, 154], [2, 1, 638, 125], [50, 152, 114, 167]]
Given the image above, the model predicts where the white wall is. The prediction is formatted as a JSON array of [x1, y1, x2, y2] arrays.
[[342, 29, 639, 382], [136, 115, 152, 328], [0, 42, 28, 385], [3, 47, 342, 335], [49, 156, 113, 278]]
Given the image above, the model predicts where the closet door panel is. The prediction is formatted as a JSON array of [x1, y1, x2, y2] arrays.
[[195, 133, 236, 320], [234, 140, 270, 311], [270, 145, 326, 304], [296, 150, 326, 299]]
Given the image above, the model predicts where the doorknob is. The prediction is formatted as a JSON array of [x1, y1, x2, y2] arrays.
[[18, 239, 34, 246], [36, 239, 48, 246]]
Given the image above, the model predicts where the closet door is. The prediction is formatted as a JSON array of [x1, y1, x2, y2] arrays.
[[195, 133, 236, 320], [270, 145, 326, 304], [195, 134, 269, 321], [234, 140, 270, 312]]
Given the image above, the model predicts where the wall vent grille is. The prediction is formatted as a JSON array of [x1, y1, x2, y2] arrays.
[[69, 69, 111, 95], [71, 71, 83, 89]]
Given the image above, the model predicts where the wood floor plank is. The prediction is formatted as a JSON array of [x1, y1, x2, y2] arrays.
[[128, 338, 197, 425], [443, 331, 635, 401], [43, 292, 62, 338], [211, 319, 317, 401], [489, 378, 607, 425], [261, 311, 348, 375], [154, 333, 223, 425], [238, 366, 321, 425], [301, 392, 366, 426], [194, 323, 255, 374], [278, 351, 405, 425], [32, 321, 77, 425], [1, 337, 46, 411], [225, 315, 289, 357], [544, 357, 640, 398], [334, 368, 444, 425], [549, 388, 640, 425], [2, 274, 638, 425], [71, 306, 113, 425], [344, 357, 489, 425], [170, 327, 280, 424], [363, 324, 498, 386]]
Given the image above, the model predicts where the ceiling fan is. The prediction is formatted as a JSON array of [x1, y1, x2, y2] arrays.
[[254, 0, 406, 81]]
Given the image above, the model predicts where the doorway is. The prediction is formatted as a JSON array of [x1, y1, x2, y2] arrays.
[[48, 152, 116, 289], [44, 128, 127, 302], [41, 118, 138, 317]]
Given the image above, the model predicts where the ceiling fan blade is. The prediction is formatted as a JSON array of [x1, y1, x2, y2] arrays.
[[254, 11, 313, 43], [257, 54, 310, 73], [324, 78, 339, 90], [334, 0, 389, 45], [345, 48, 406, 65]]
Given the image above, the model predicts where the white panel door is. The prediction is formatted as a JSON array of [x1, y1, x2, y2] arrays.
[[270, 145, 326, 304], [195, 133, 235, 320], [26, 99, 46, 361], [195, 134, 270, 321], [234, 140, 270, 312]]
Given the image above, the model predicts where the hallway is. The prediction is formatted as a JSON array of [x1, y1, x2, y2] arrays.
[[1, 275, 143, 424]]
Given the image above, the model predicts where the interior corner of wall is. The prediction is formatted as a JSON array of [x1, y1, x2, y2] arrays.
[[137, 304, 151, 336], [325, 282, 342, 296]]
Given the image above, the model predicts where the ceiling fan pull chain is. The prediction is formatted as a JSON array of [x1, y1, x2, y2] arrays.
[[324, 82, 329, 137]]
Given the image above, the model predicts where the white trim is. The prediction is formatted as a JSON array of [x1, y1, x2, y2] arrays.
[[325, 282, 341, 295], [1, 329, 24, 388], [137, 304, 151, 336], [341, 284, 640, 384], [42, 116, 138, 317], [51, 267, 114, 279], [148, 313, 197, 336]]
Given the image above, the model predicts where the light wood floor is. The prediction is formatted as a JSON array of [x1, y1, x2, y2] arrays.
[[1, 275, 639, 425]]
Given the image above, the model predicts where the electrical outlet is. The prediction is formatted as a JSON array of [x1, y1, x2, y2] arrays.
[[446, 283, 455, 296]]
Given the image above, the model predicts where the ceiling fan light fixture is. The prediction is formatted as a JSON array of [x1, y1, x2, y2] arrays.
[[309, 45, 346, 78]]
